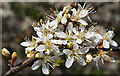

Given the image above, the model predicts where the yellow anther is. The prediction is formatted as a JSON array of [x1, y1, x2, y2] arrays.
[[66, 6, 69, 9], [110, 48, 112, 51], [25, 50, 29, 54], [78, 55, 81, 57], [27, 52, 35, 58], [67, 42, 73, 48], [80, 24, 82, 26], [35, 53, 40, 58], [44, 21, 46, 23], [40, 19, 42, 22], [64, 13, 68, 18]]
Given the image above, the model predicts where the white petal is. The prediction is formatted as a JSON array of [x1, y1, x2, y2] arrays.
[[55, 32, 67, 38], [68, 22, 73, 31], [71, 8, 76, 16], [109, 40, 118, 47], [31, 60, 42, 70], [76, 38, 82, 44], [106, 31, 114, 39], [52, 23, 58, 29], [45, 49, 51, 55], [63, 49, 72, 56], [52, 45, 60, 53], [21, 42, 31, 47], [47, 34, 53, 40], [51, 40, 67, 45], [109, 57, 115, 63], [75, 56, 86, 66], [94, 39, 100, 43], [95, 34, 103, 39], [79, 10, 88, 18], [49, 19, 58, 27], [33, 27, 40, 31], [42, 63, 49, 75], [78, 47, 89, 54], [73, 43, 78, 51], [36, 45, 45, 52], [40, 52, 44, 57], [72, 28, 79, 35], [32, 36, 42, 42], [61, 17, 67, 24], [25, 47, 34, 51], [93, 55, 100, 62], [79, 19, 88, 25], [65, 57, 74, 68], [37, 31, 44, 38], [103, 40, 110, 48], [84, 32, 95, 39], [57, 11, 63, 18]]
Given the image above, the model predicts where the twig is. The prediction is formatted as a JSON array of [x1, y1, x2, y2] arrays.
[[3, 58, 38, 76]]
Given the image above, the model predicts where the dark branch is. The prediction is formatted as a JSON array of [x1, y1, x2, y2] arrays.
[[3, 58, 38, 76]]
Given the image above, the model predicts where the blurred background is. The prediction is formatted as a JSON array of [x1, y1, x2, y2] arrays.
[[1, 2, 120, 75]]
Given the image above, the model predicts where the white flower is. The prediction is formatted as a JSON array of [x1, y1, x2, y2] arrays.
[[21, 40, 37, 51], [102, 31, 118, 48], [93, 51, 115, 70], [31, 56, 60, 75], [63, 42, 86, 68]]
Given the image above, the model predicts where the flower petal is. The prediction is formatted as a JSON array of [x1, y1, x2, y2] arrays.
[[36, 45, 45, 52], [25, 47, 34, 51], [73, 42, 78, 51], [33, 27, 40, 31], [76, 38, 82, 44], [61, 17, 67, 24], [65, 57, 74, 68], [75, 56, 86, 66], [31, 60, 42, 70], [52, 45, 60, 53], [51, 40, 67, 45], [95, 34, 103, 39], [68, 22, 73, 31], [32, 36, 42, 42], [55, 32, 67, 38], [79, 19, 88, 25], [109, 40, 118, 47], [71, 8, 76, 16], [37, 31, 44, 38], [79, 10, 88, 18], [42, 63, 49, 75], [78, 47, 89, 54], [63, 49, 72, 56], [45, 49, 51, 55], [21, 42, 31, 47], [93, 55, 100, 62], [103, 40, 110, 48], [47, 33, 53, 40]]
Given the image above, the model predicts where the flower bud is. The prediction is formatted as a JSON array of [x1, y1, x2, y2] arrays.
[[86, 53, 93, 63], [2, 48, 10, 59], [11, 52, 17, 62]]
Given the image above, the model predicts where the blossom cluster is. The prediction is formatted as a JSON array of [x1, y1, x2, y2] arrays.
[[19, 2, 118, 75]]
